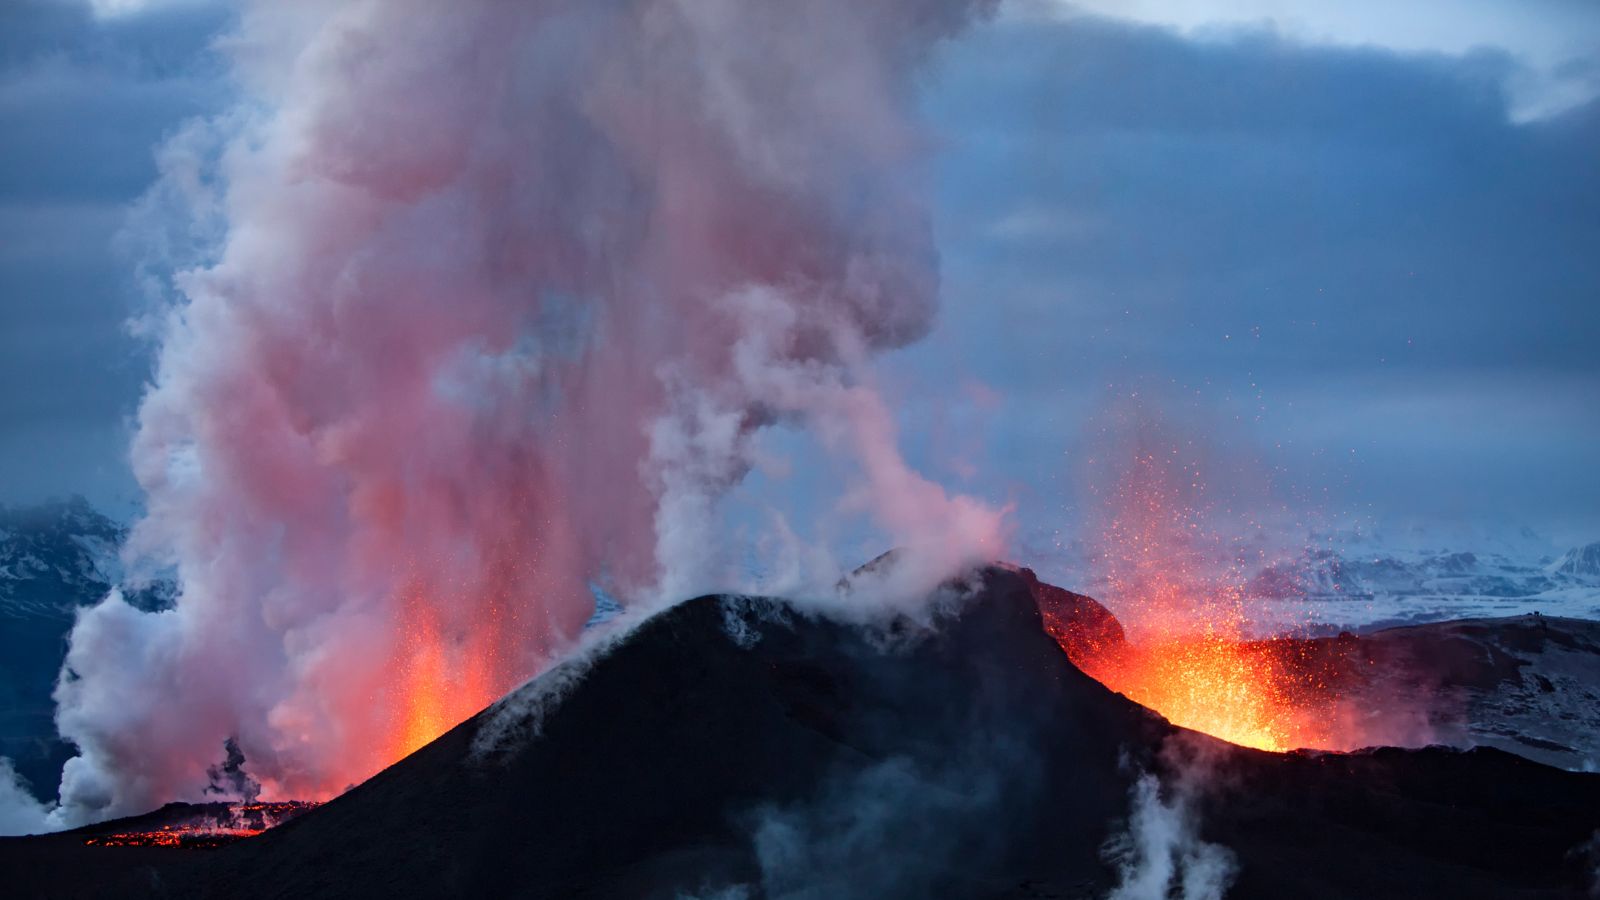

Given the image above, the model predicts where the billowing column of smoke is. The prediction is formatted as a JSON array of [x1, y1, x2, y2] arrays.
[[44, 0, 1004, 828]]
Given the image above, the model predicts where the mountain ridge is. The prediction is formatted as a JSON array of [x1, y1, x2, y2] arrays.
[[3, 564, 1597, 898], [0, 497, 172, 807]]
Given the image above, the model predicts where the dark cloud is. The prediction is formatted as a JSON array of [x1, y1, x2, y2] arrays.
[[0, 0, 230, 510], [898, 14, 1600, 541], [0, 5, 1595, 543]]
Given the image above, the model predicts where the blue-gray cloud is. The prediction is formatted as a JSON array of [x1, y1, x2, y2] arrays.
[[0, 0, 229, 511], [0, 4, 1595, 547], [891, 13, 1600, 542]]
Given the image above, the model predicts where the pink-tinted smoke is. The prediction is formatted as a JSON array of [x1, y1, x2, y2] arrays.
[[50, 0, 1003, 827]]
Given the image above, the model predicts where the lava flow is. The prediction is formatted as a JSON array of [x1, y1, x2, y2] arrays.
[[83, 802, 320, 849]]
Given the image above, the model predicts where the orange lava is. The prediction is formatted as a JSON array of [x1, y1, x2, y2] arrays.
[[1063, 630, 1345, 752], [85, 826, 266, 849], [84, 802, 319, 849], [385, 591, 499, 763], [317, 547, 565, 793], [1069, 417, 1361, 752]]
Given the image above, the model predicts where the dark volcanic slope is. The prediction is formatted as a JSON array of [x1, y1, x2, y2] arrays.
[[3, 566, 1598, 899], [1363, 614, 1600, 769], [192, 568, 1156, 899]]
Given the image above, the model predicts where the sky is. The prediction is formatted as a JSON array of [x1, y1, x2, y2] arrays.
[[0, 0, 228, 514], [0, 0, 1596, 548]]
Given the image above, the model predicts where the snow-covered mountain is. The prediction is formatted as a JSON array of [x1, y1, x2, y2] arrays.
[[1247, 546, 1594, 602], [1022, 523, 1600, 634], [1240, 537, 1600, 632], [0, 496, 125, 620], [0, 498, 170, 806], [1552, 541, 1600, 579]]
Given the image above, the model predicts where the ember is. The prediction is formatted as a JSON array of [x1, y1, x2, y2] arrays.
[[83, 802, 320, 849], [1061, 423, 1399, 752], [1058, 629, 1357, 752], [387, 591, 500, 765]]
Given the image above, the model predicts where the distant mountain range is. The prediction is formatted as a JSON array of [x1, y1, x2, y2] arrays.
[[1249, 542, 1600, 601], [1026, 524, 1600, 634], [0, 496, 126, 619], [1239, 539, 1600, 631], [0, 498, 172, 805], [1553, 541, 1600, 579]]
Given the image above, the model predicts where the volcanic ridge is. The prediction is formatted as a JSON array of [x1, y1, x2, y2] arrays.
[[2, 564, 1598, 899]]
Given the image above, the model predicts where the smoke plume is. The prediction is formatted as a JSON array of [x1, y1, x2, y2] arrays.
[[204, 738, 261, 804], [52, 0, 1003, 826]]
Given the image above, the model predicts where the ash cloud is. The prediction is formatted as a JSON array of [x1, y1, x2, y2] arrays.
[[203, 737, 260, 804], [49, 0, 1004, 827]]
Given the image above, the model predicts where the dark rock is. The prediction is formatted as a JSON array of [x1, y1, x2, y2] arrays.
[[2, 566, 1597, 899]]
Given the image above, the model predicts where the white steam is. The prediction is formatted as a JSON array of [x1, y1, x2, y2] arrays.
[[0, 757, 53, 837], [50, 0, 1004, 827], [1105, 772, 1237, 900]]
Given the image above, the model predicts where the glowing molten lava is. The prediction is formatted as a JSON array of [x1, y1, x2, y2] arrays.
[[1061, 417, 1375, 752], [384, 590, 503, 764], [1037, 556, 1344, 752], [1062, 630, 1343, 752], [84, 802, 319, 849]]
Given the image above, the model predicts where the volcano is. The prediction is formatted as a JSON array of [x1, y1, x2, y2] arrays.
[[3, 565, 1597, 898]]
